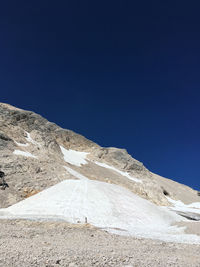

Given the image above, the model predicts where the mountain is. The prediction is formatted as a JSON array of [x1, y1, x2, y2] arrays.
[[0, 102, 200, 244]]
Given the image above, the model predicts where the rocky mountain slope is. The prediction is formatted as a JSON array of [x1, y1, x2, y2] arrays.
[[0, 102, 199, 209]]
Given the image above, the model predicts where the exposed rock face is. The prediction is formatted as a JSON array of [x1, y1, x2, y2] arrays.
[[0, 102, 199, 209], [94, 147, 145, 172]]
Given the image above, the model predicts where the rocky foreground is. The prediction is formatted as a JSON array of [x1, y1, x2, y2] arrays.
[[0, 220, 200, 267]]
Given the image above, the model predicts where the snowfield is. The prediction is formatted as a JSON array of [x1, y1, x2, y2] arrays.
[[60, 146, 89, 166], [1, 168, 200, 244]]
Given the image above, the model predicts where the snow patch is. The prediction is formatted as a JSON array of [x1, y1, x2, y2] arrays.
[[13, 150, 37, 159], [15, 141, 29, 147], [94, 161, 142, 183], [60, 146, 89, 166], [25, 132, 41, 147], [167, 197, 200, 214]]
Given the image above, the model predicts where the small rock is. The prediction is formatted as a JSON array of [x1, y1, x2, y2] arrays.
[[55, 259, 61, 264]]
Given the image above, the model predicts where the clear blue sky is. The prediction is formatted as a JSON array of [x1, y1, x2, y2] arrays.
[[1, 1, 200, 189]]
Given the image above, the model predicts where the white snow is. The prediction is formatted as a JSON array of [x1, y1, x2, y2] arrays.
[[25, 132, 35, 144], [15, 141, 29, 147], [94, 161, 142, 183], [60, 146, 89, 166], [14, 132, 40, 147], [13, 150, 37, 159], [1, 168, 200, 244], [167, 197, 200, 214]]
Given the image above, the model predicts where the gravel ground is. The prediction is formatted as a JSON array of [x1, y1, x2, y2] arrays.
[[0, 220, 200, 267]]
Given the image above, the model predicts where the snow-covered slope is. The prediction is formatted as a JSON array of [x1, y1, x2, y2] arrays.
[[0, 175, 196, 243], [1, 102, 200, 244], [0, 167, 200, 244]]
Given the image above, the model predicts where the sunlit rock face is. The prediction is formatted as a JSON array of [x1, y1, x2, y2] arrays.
[[0, 102, 199, 212]]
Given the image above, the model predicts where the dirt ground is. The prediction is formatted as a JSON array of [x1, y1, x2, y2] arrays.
[[0, 220, 200, 267]]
